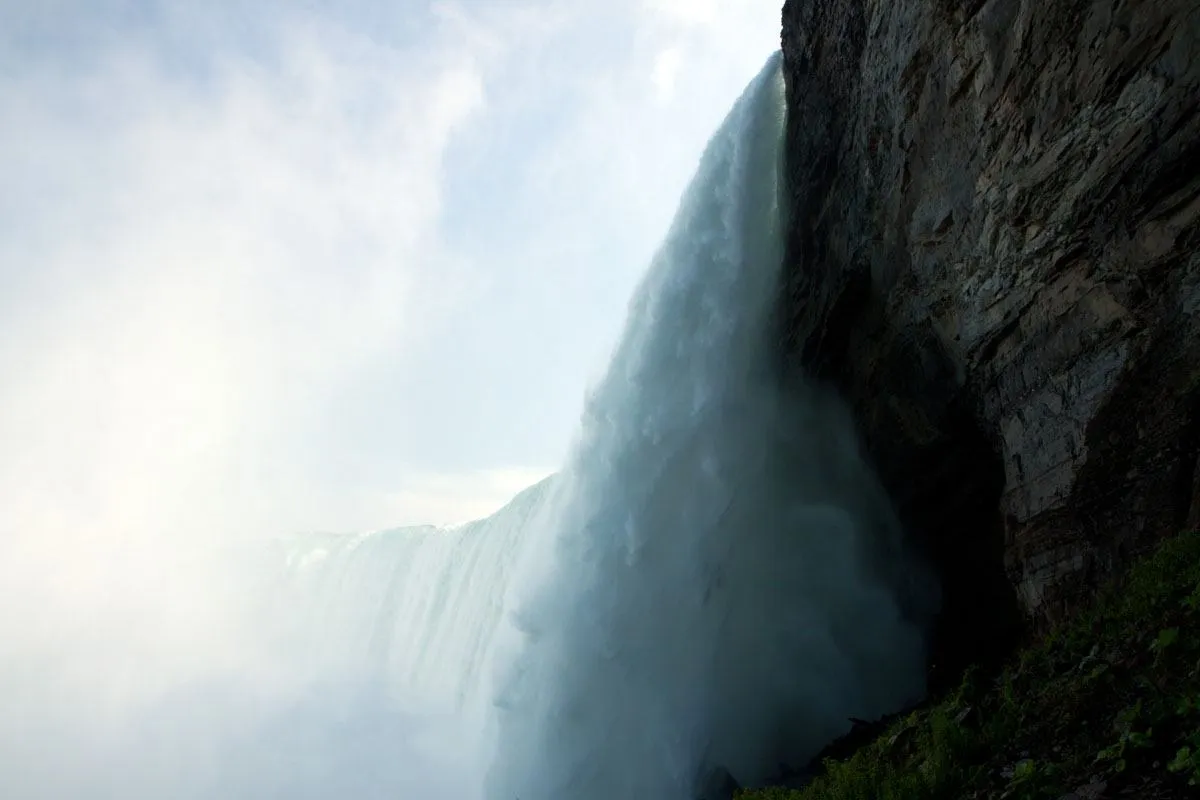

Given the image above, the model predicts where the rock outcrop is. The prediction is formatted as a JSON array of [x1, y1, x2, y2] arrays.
[[778, 0, 1200, 676]]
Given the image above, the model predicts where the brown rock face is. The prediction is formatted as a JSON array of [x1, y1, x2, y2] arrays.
[[778, 0, 1200, 674]]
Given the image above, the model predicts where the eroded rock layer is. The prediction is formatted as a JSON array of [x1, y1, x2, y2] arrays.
[[779, 0, 1200, 666]]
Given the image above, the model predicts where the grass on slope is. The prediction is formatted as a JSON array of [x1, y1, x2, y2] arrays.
[[741, 529, 1200, 800]]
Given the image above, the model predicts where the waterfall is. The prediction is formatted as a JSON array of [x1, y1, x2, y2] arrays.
[[274, 478, 553, 714], [482, 51, 935, 799]]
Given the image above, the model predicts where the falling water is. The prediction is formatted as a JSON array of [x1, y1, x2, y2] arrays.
[[482, 51, 935, 799]]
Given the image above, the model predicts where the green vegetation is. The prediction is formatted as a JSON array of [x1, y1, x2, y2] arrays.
[[741, 529, 1200, 800]]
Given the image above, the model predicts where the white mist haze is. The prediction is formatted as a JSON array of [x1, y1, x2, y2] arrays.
[[1, 20, 489, 793], [0, 2, 935, 799]]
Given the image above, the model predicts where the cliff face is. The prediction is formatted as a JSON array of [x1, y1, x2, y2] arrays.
[[779, 0, 1200, 670]]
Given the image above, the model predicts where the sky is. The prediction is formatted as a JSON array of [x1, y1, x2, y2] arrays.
[[0, 0, 784, 542], [0, 7, 785, 792]]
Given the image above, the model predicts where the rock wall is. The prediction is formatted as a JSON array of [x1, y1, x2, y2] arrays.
[[778, 0, 1200, 670]]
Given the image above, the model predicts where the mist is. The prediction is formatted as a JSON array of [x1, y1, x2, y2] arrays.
[[0, 2, 871, 799], [0, 9, 486, 798]]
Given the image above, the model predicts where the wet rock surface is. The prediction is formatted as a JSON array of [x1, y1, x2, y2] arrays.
[[778, 0, 1200, 667]]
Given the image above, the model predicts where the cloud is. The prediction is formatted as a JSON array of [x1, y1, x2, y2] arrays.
[[0, 0, 787, 795], [0, 0, 784, 655], [0, 6, 493, 727], [0, 12, 485, 538], [651, 46, 684, 98], [645, 0, 722, 28], [372, 0, 783, 478]]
